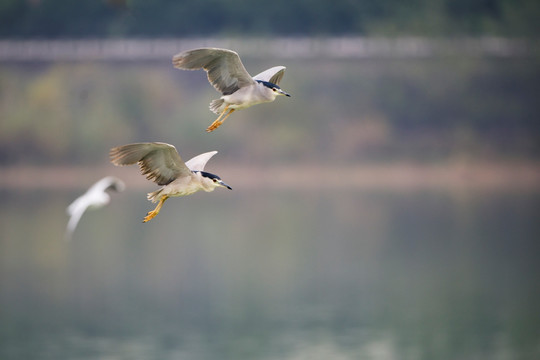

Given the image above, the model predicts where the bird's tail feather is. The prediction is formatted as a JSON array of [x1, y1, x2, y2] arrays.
[[209, 99, 224, 114], [147, 189, 162, 203]]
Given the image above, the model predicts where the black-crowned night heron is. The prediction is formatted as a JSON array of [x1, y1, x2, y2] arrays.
[[109, 142, 231, 222], [172, 47, 291, 132], [65, 176, 125, 240]]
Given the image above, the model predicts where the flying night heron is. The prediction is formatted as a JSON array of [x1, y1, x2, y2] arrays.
[[172, 47, 291, 132], [109, 142, 231, 222], [65, 176, 125, 240]]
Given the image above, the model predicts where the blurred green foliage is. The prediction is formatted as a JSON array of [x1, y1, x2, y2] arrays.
[[0, 0, 539, 38], [1, 55, 539, 165]]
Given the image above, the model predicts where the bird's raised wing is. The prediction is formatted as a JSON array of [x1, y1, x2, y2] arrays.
[[110, 142, 191, 185], [88, 176, 126, 194], [185, 151, 218, 172], [173, 48, 256, 95], [253, 66, 286, 85]]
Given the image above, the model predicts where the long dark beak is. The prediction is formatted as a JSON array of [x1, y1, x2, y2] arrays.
[[220, 180, 232, 190], [279, 89, 291, 97]]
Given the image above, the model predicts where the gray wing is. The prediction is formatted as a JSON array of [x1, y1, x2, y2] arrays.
[[172, 48, 256, 95], [109, 142, 191, 185], [253, 66, 286, 85], [184, 151, 218, 172]]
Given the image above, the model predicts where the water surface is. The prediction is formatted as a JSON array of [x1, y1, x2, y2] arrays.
[[1, 187, 539, 359]]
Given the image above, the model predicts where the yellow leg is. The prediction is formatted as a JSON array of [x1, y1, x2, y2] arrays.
[[206, 107, 235, 132], [143, 195, 169, 223]]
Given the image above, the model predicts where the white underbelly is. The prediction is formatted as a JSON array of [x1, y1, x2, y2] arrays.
[[162, 179, 201, 197], [222, 85, 273, 109]]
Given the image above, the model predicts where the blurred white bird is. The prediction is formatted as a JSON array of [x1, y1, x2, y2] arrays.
[[65, 176, 125, 240]]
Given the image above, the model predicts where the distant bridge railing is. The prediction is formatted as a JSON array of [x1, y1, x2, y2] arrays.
[[0, 37, 537, 62]]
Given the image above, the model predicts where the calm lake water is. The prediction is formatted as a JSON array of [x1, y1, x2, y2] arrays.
[[1, 186, 539, 359]]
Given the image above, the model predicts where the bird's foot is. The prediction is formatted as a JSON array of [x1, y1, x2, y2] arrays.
[[206, 120, 223, 132], [142, 195, 168, 222], [142, 209, 159, 222], [206, 108, 235, 132]]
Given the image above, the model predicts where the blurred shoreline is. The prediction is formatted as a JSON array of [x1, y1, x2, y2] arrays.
[[2, 161, 539, 191]]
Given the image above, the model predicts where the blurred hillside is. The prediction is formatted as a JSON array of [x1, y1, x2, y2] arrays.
[[1, 44, 539, 166], [1, 1, 539, 168], [1, 0, 539, 38]]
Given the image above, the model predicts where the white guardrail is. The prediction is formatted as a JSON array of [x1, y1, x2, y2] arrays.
[[0, 37, 538, 61]]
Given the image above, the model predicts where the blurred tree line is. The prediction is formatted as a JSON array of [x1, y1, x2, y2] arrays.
[[1, 0, 539, 38], [1, 56, 539, 165]]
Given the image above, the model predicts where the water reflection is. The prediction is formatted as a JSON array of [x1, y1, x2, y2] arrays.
[[1, 188, 539, 359]]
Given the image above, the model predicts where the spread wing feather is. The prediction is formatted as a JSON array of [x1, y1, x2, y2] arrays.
[[252, 66, 286, 85], [184, 151, 218, 172], [110, 142, 191, 185], [173, 48, 256, 95]]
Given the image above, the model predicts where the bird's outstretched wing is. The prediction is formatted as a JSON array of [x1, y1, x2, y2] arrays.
[[110, 142, 191, 185], [65, 195, 91, 241], [253, 66, 286, 86], [173, 48, 256, 95], [185, 151, 218, 172]]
